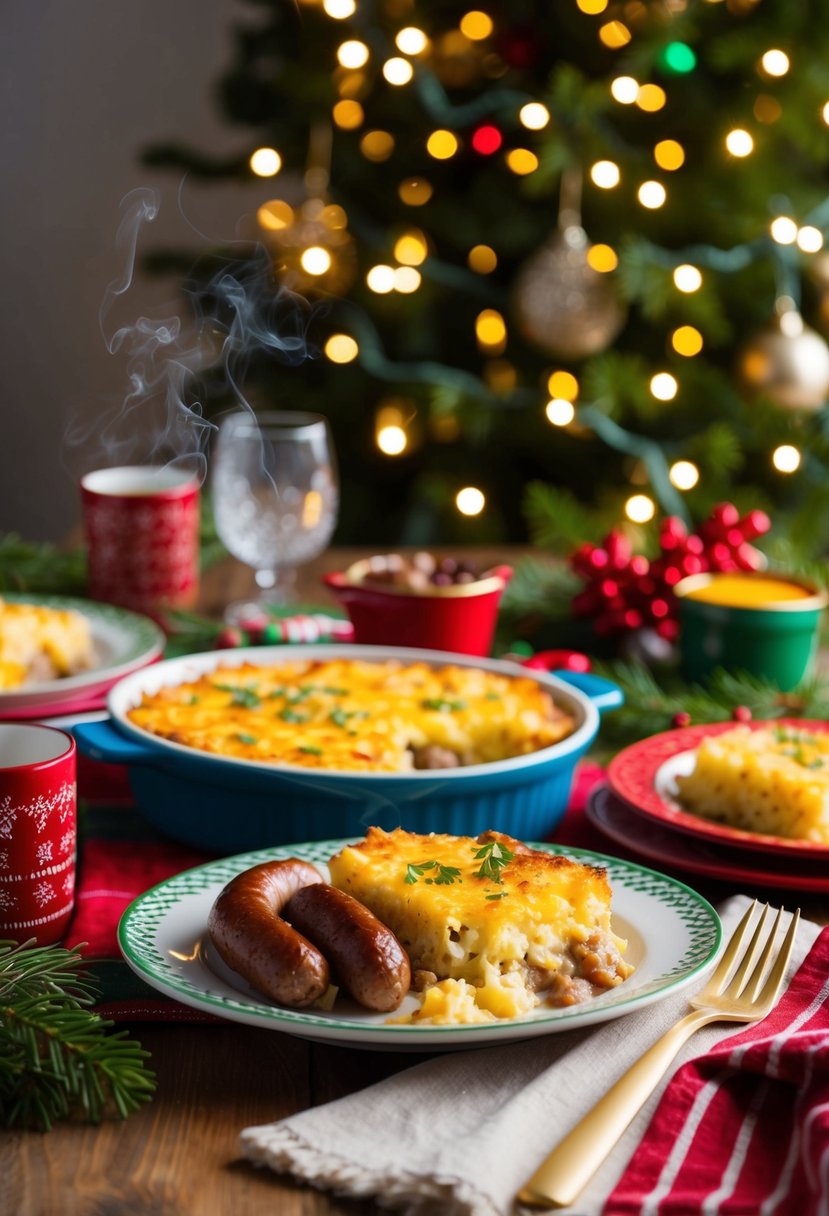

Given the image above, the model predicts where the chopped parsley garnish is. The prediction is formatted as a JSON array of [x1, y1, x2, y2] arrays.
[[214, 684, 261, 709], [268, 687, 287, 699], [486, 892, 508, 900], [485, 692, 502, 701], [278, 708, 310, 724], [185, 694, 200, 705], [420, 698, 468, 713], [299, 745, 323, 756], [404, 860, 463, 886], [472, 840, 514, 884], [286, 686, 314, 705], [322, 686, 349, 696], [329, 707, 354, 728], [236, 732, 258, 745]]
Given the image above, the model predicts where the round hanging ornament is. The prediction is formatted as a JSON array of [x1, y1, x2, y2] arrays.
[[512, 168, 627, 359], [736, 296, 829, 412]]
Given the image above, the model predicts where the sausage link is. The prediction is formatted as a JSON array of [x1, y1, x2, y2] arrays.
[[207, 859, 330, 1008], [285, 884, 411, 1013]]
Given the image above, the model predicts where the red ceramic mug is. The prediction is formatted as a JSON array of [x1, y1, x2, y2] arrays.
[[81, 465, 200, 620], [0, 724, 77, 945]]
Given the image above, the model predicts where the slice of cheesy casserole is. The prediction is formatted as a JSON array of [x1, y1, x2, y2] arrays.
[[676, 724, 829, 843], [127, 659, 575, 772], [328, 827, 632, 1023], [0, 599, 94, 690]]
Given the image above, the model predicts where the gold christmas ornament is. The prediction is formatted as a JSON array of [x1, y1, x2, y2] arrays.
[[736, 297, 829, 412], [512, 168, 627, 359]]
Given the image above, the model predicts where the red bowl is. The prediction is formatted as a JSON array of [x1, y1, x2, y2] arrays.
[[323, 564, 513, 656]]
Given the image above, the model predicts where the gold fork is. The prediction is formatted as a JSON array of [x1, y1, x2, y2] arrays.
[[517, 900, 800, 1211]]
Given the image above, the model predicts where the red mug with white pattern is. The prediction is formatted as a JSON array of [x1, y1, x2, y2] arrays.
[[81, 465, 200, 620], [0, 725, 77, 945]]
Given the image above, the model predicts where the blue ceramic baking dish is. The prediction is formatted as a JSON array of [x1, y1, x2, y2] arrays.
[[72, 644, 622, 854]]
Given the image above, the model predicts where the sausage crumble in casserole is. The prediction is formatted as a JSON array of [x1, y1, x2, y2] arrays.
[[126, 659, 576, 772]]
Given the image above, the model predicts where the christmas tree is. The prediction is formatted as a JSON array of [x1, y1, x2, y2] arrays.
[[145, 0, 829, 557]]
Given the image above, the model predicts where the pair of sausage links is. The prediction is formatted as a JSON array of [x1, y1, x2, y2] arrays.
[[285, 884, 412, 1013], [207, 859, 329, 1009]]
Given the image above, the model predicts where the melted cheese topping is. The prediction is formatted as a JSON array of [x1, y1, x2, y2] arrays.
[[0, 599, 94, 690], [126, 659, 575, 772], [329, 827, 632, 1022]]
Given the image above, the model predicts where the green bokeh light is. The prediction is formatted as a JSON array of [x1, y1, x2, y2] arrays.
[[662, 42, 697, 73]]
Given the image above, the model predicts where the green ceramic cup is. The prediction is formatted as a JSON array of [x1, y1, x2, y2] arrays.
[[675, 572, 827, 691]]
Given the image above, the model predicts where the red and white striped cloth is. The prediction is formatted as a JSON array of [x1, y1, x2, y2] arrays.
[[606, 924, 829, 1216]]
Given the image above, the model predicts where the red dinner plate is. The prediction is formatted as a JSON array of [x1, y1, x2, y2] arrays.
[[606, 718, 829, 859], [587, 784, 829, 893]]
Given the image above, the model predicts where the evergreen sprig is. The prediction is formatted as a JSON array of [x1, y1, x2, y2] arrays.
[[592, 659, 829, 754], [0, 535, 86, 596], [0, 939, 155, 1131]]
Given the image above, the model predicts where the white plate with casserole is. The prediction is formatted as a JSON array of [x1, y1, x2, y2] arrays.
[[118, 839, 722, 1050], [0, 594, 164, 716]]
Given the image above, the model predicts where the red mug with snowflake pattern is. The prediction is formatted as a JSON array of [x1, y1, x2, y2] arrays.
[[81, 465, 200, 621], [0, 725, 77, 945]]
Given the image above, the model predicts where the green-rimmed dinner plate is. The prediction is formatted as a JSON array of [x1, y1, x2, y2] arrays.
[[118, 840, 722, 1050], [0, 594, 164, 716]]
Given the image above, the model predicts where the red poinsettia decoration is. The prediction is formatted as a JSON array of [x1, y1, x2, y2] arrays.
[[569, 503, 771, 640]]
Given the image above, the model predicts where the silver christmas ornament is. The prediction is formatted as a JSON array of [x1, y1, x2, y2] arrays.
[[737, 296, 829, 412], [512, 168, 627, 359]]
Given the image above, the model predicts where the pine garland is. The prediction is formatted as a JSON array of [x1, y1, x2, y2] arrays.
[[0, 939, 155, 1131], [592, 659, 829, 753]]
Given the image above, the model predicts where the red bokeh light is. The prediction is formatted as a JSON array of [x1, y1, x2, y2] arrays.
[[472, 125, 503, 155]]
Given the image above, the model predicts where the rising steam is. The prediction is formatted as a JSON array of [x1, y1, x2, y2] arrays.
[[68, 187, 312, 480]]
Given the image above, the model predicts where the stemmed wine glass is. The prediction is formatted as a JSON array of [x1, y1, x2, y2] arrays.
[[212, 410, 339, 624]]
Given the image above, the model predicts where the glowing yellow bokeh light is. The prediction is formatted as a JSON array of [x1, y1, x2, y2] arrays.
[[636, 84, 667, 112], [323, 0, 355, 17], [577, 0, 608, 12], [654, 139, 685, 171], [772, 444, 801, 473], [460, 10, 493, 40], [674, 264, 702, 292], [378, 426, 408, 456], [650, 372, 678, 400], [519, 102, 550, 129], [383, 57, 414, 84], [599, 20, 631, 48], [426, 129, 459, 159], [366, 264, 396, 293], [625, 494, 656, 523], [638, 180, 667, 209], [770, 216, 798, 245], [393, 266, 422, 293], [587, 244, 618, 272], [468, 244, 497, 273], [761, 49, 790, 77], [324, 334, 359, 363], [725, 128, 754, 157], [797, 226, 824, 253], [456, 486, 486, 515], [611, 76, 639, 104], [475, 309, 507, 349], [590, 160, 621, 188], [333, 99, 364, 129], [671, 325, 704, 356], [257, 200, 293, 231], [823, 101, 829, 126], [337, 40, 369, 68], [396, 27, 428, 55], [300, 246, 332, 276], [249, 147, 282, 177], [669, 460, 700, 490], [545, 398, 576, 426], [361, 130, 394, 162], [506, 148, 539, 175], [399, 177, 433, 205], [547, 370, 579, 400], [394, 232, 428, 265]]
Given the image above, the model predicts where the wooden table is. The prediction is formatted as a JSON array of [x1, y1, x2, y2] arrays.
[[5, 548, 823, 1215]]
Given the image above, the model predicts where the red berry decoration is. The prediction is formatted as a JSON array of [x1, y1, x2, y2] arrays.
[[732, 706, 753, 722], [672, 711, 691, 728], [568, 503, 772, 642]]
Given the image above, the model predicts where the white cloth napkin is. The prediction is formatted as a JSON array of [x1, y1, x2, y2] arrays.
[[240, 898, 818, 1216]]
